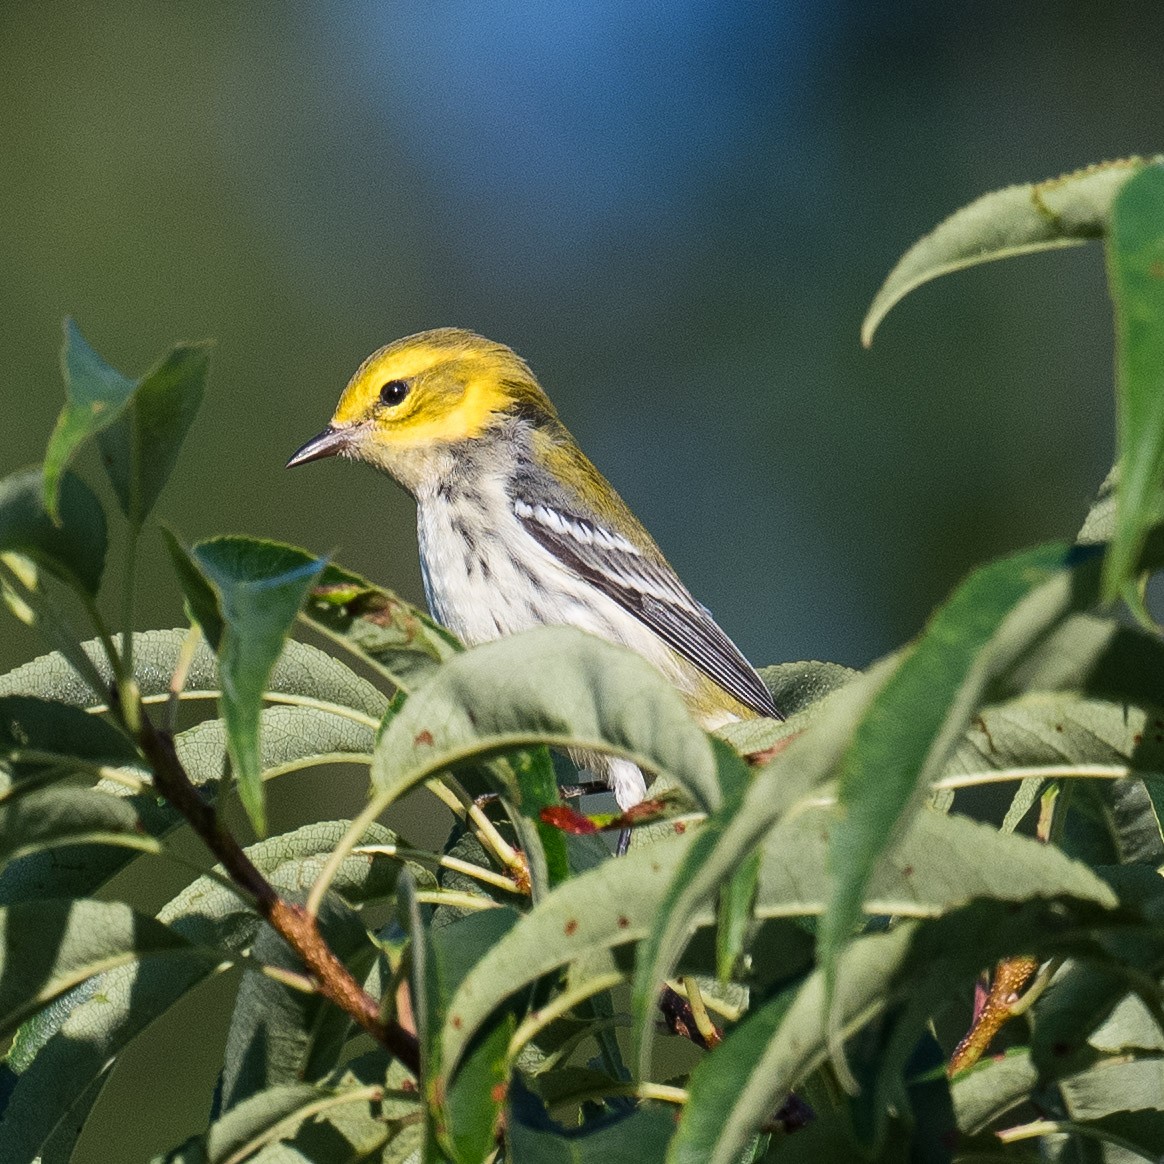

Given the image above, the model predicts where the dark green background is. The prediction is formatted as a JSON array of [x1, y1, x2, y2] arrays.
[[0, 3, 1159, 1158]]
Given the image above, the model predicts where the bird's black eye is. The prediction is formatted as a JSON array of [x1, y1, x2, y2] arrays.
[[379, 379, 409, 407]]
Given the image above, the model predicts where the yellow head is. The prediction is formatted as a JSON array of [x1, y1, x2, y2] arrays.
[[287, 328, 562, 493]]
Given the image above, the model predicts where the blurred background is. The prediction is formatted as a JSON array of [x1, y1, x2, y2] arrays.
[[0, 2, 1160, 1157]]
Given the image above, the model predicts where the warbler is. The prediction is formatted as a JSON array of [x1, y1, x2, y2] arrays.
[[287, 329, 781, 810]]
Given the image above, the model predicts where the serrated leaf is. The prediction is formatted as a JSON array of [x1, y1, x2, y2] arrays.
[[43, 319, 136, 521], [862, 157, 1157, 346], [97, 343, 210, 527], [1104, 163, 1164, 601], [177, 537, 329, 834], [372, 626, 734, 815], [819, 544, 1085, 989], [0, 467, 107, 597]]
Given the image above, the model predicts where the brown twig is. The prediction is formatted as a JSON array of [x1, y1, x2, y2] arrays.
[[948, 955, 1039, 1075], [133, 703, 421, 1076]]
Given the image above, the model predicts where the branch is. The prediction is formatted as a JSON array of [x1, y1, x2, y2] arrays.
[[132, 700, 421, 1076]]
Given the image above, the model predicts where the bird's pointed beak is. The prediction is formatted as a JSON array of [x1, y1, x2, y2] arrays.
[[286, 425, 351, 468]]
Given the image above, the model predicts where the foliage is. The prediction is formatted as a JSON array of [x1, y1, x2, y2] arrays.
[[1, 158, 1164, 1162]]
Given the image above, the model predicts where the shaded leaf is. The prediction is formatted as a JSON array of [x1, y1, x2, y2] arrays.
[[43, 319, 135, 521], [631, 657, 899, 1075], [0, 467, 107, 597], [507, 1073, 674, 1163], [303, 563, 461, 695], [0, 821, 400, 1164], [98, 343, 210, 527]]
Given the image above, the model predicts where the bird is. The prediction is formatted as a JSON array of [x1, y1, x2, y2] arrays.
[[287, 328, 781, 814]]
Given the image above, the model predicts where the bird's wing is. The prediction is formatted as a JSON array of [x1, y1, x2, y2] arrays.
[[509, 477, 782, 720]]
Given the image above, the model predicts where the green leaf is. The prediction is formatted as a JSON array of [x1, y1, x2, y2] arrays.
[[671, 925, 916, 1164], [631, 657, 899, 1076], [0, 692, 139, 773], [507, 1072, 674, 1162], [0, 787, 158, 870], [372, 626, 732, 814], [0, 628, 387, 720], [0, 704, 375, 908], [160, 1072, 415, 1164], [716, 849, 759, 981], [819, 543, 1079, 987], [419, 904, 519, 1160], [97, 343, 210, 527], [439, 832, 690, 1084], [0, 821, 400, 1164], [861, 157, 1157, 346], [950, 1048, 1040, 1136], [42, 319, 135, 521], [302, 564, 461, 696], [0, 899, 210, 1044], [219, 896, 383, 1112], [1104, 163, 1164, 601], [182, 537, 329, 834], [163, 528, 225, 647], [0, 467, 107, 597]]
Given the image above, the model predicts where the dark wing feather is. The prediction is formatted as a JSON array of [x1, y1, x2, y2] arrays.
[[511, 486, 782, 720]]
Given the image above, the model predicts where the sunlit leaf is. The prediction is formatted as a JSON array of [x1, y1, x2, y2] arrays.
[[0, 628, 387, 719], [862, 157, 1157, 345], [372, 626, 734, 815], [1103, 163, 1164, 601], [819, 544, 1082, 987], [176, 537, 329, 834]]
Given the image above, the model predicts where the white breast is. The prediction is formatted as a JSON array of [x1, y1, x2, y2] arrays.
[[414, 473, 684, 686]]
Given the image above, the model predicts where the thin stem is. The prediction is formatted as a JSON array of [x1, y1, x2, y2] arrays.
[[305, 776, 526, 920], [121, 519, 141, 680], [666, 979, 744, 1022], [78, 591, 122, 683], [932, 764, 1129, 791], [413, 889, 502, 911], [553, 1081, 688, 1108], [997, 1118, 1157, 1160], [353, 843, 523, 894], [164, 623, 202, 734], [680, 976, 721, 1046]]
